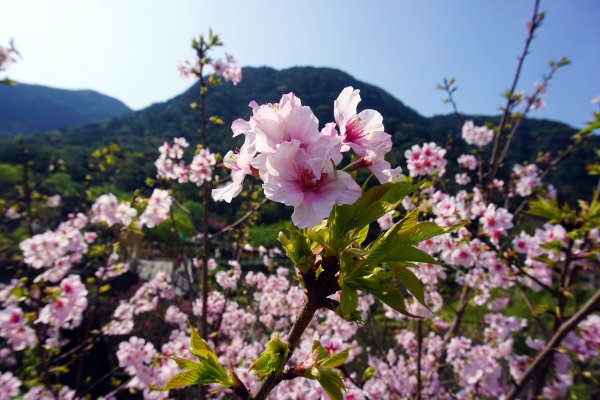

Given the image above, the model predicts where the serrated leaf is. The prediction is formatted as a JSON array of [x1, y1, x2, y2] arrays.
[[312, 341, 329, 363], [152, 367, 202, 391], [333, 182, 420, 236], [251, 336, 289, 380], [317, 369, 345, 400], [371, 286, 421, 318], [390, 263, 426, 305], [321, 347, 351, 369], [171, 356, 199, 370], [340, 286, 358, 316], [528, 197, 560, 221], [187, 321, 218, 364], [364, 221, 455, 266]]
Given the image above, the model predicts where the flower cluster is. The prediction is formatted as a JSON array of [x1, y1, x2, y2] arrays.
[[0, 372, 21, 399], [91, 193, 137, 227], [19, 213, 90, 271], [0, 39, 19, 72], [404, 142, 447, 177], [211, 53, 242, 85], [103, 272, 175, 336], [213, 88, 402, 228], [37, 275, 88, 329], [155, 137, 190, 182], [155, 137, 216, 186], [512, 163, 542, 197], [178, 52, 242, 85], [138, 189, 172, 228], [462, 120, 494, 147], [0, 306, 37, 351]]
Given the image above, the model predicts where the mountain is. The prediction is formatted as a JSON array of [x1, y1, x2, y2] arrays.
[[0, 66, 596, 202], [0, 82, 131, 137]]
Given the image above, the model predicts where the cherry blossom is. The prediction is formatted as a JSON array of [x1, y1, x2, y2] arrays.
[[461, 120, 494, 147]]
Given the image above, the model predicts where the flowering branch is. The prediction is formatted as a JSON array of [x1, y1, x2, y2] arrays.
[[487, 0, 542, 194], [506, 288, 600, 400]]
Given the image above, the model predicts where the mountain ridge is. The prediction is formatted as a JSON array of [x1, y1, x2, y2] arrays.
[[0, 82, 132, 137], [0, 66, 596, 200]]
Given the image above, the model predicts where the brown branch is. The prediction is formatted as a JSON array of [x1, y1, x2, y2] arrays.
[[487, 0, 542, 195], [209, 198, 268, 241], [251, 296, 320, 400], [506, 288, 600, 400], [416, 320, 423, 400]]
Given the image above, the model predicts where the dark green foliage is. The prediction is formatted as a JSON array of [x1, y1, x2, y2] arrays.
[[0, 83, 131, 137], [1, 67, 597, 219]]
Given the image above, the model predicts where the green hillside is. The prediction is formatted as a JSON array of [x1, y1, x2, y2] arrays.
[[0, 66, 596, 205], [0, 82, 131, 137]]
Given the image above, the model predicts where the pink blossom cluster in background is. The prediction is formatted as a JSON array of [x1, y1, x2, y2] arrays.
[[0, 39, 19, 72], [178, 52, 242, 85], [138, 189, 172, 228], [211, 53, 242, 85], [512, 163, 542, 197], [155, 137, 216, 186], [461, 120, 494, 148], [91, 193, 137, 226], [404, 142, 447, 177]]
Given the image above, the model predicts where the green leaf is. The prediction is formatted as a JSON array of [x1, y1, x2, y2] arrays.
[[333, 181, 420, 236], [188, 321, 218, 364], [312, 341, 329, 363], [528, 197, 560, 222], [361, 366, 376, 383], [171, 356, 199, 370], [321, 347, 351, 369], [251, 336, 289, 380], [364, 221, 456, 266], [278, 229, 313, 273], [317, 369, 345, 400], [370, 285, 421, 318], [390, 263, 425, 305], [339, 286, 358, 316], [152, 366, 202, 391]]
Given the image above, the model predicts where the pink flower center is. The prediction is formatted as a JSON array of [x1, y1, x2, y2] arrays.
[[345, 117, 366, 143], [296, 167, 326, 192]]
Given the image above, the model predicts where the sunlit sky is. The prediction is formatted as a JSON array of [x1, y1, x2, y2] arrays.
[[2, 0, 599, 127]]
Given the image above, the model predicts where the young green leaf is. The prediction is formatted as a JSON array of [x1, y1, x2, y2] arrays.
[[152, 367, 203, 391], [317, 369, 345, 400], [251, 336, 289, 380], [321, 347, 351, 369], [390, 263, 426, 306], [339, 286, 358, 316]]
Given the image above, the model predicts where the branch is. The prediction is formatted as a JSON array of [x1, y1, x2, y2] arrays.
[[487, 0, 542, 194], [506, 288, 600, 400], [209, 198, 268, 240]]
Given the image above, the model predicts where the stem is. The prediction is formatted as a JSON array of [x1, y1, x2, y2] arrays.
[[209, 198, 268, 240], [196, 43, 210, 400], [416, 320, 423, 400], [487, 0, 541, 196], [447, 286, 471, 338], [251, 297, 320, 400], [506, 288, 600, 400]]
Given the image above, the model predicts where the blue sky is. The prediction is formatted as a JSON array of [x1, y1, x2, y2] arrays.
[[2, 0, 599, 127]]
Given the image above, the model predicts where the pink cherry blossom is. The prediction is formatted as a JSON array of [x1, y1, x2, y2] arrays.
[[334, 86, 392, 159], [0, 371, 21, 399], [138, 189, 172, 228], [462, 120, 494, 148], [404, 142, 447, 177], [261, 139, 360, 228]]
